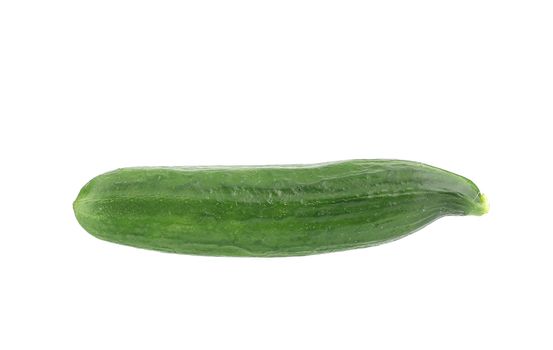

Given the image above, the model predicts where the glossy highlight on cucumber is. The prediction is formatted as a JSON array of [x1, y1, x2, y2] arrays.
[[73, 160, 488, 256]]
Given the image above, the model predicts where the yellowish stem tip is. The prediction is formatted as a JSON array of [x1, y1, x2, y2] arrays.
[[476, 193, 489, 215]]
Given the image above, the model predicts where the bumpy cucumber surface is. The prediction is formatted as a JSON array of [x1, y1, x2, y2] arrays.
[[73, 160, 488, 256]]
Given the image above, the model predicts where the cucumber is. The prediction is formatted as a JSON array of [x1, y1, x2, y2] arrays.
[[73, 160, 488, 256]]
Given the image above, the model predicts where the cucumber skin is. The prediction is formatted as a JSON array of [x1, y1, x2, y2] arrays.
[[73, 160, 487, 257]]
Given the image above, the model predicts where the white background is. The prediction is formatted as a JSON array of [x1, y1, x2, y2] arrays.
[[1, 1, 552, 349]]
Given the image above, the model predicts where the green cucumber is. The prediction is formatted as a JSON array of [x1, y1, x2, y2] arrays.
[[73, 160, 488, 256]]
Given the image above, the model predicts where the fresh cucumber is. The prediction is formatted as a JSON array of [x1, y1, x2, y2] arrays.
[[73, 160, 488, 256]]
